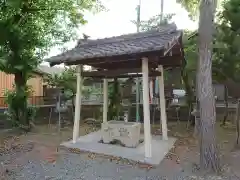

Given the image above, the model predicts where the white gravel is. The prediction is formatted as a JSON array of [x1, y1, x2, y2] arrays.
[[1, 152, 238, 180], [0, 142, 238, 180]]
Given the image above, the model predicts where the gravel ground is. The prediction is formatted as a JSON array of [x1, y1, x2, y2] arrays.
[[1, 123, 240, 180], [0, 145, 239, 180], [0, 153, 209, 180]]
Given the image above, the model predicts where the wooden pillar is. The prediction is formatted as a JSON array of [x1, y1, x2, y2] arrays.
[[103, 79, 108, 122], [142, 57, 152, 158], [158, 65, 168, 140], [73, 65, 82, 143]]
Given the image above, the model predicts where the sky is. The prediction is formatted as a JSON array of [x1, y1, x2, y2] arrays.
[[44, 0, 198, 66]]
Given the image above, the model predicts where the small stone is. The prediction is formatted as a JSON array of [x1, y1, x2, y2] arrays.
[[45, 176, 54, 180]]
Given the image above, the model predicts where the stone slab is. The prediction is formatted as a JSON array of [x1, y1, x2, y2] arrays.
[[101, 121, 141, 148], [61, 131, 176, 165]]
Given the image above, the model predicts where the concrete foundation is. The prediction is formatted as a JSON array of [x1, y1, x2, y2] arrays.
[[61, 131, 176, 165]]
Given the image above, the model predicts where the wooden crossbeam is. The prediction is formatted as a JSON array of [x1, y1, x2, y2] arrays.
[[82, 68, 142, 77], [82, 70, 161, 78]]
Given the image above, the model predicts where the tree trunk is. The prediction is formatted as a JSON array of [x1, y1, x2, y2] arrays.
[[181, 58, 195, 126], [235, 99, 240, 147], [221, 85, 228, 126], [197, 0, 220, 172], [14, 72, 30, 131]]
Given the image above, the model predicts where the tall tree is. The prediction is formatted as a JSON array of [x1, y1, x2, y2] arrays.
[[213, 0, 240, 135], [197, 0, 220, 172], [176, 0, 199, 20], [213, 0, 240, 82], [0, 0, 103, 130]]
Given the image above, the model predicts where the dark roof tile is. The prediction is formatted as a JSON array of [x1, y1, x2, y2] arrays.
[[46, 23, 182, 65]]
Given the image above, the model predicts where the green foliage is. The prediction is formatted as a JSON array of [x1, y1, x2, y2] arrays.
[[0, 0, 103, 74], [176, 0, 221, 21], [136, 14, 174, 31], [108, 78, 122, 120], [179, 31, 197, 125], [4, 86, 37, 130], [177, 0, 240, 98], [182, 31, 198, 80], [176, 0, 199, 20], [213, 0, 240, 82], [44, 67, 95, 100], [45, 67, 77, 99], [0, 0, 103, 129], [132, 14, 174, 31]]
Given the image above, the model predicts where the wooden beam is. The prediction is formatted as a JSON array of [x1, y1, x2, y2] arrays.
[[163, 37, 180, 56], [108, 72, 162, 78], [82, 68, 142, 77], [87, 55, 183, 70], [156, 55, 183, 66], [82, 71, 161, 78]]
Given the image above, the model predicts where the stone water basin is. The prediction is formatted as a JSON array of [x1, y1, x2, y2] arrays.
[[101, 120, 141, 148]]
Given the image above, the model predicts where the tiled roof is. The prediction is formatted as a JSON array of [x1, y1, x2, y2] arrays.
[[46, 23, 182, 66], [37, 65, 64, 75]]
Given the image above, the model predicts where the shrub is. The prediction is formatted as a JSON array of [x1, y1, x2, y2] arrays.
[[4, 86, 37, 131]]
